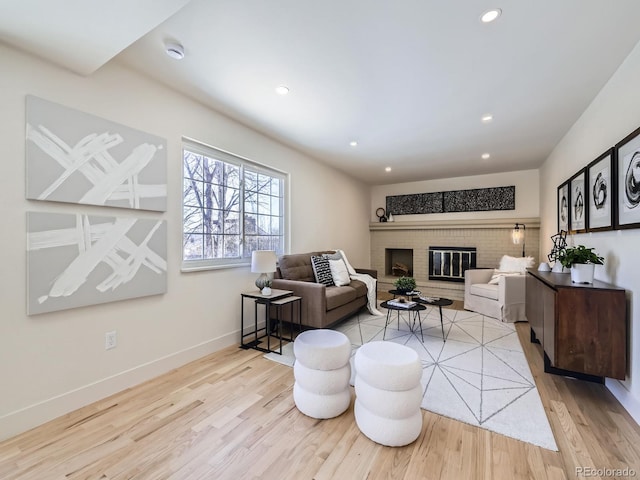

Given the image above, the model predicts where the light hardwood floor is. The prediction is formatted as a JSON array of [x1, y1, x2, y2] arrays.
[[1, 321, 639, 479]]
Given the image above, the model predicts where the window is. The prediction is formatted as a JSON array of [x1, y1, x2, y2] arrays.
[[182, 140, 286, 270]]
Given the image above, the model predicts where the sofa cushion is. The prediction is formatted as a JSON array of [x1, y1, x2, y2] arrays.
[[350, 279, 368, 298], [469, 283, 499, 301], [498, 255, 534, 274], [311, 255, 335, 286], [326, 286, 358, 311], [278, 252, 321, 282]]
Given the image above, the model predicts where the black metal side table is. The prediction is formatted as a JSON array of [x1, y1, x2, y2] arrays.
[[414, 297, 453, 341], [240, 289, 293, 354], [380, 300, 427, 342]]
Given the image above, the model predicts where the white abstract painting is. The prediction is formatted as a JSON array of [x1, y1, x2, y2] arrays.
[[27, 212, 167, 315], [26, 95, 167, 211]]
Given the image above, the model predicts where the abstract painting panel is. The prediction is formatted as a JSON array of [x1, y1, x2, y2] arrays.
[[26, 95, 167, 211], [386, 186, 514, 215], [27, 212, 167, 314]]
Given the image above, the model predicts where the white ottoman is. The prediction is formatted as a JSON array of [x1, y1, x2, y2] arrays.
[[354, 341, 423, 446], [293, 329, 352, 419]]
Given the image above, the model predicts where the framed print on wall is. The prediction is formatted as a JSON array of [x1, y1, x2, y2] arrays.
[[615, 125, 640, 229], [569, 169, 587, 234], [587, 148, 615, 232], [557, 180, 569, 232]]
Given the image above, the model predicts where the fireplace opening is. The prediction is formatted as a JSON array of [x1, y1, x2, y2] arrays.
[[385, 248, 413, 277], [428, 246, 476, 282]]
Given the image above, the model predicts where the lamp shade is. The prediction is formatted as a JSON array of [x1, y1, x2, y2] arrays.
[[511, 223, 526, 257], [251, 250, 277, 273], [511, 227, 523, 244]]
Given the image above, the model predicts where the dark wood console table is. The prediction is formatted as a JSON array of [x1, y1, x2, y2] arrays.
[[525, 269, 627, 382]]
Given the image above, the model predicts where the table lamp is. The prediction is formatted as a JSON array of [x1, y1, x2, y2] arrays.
[[251, 250, 277, 291]]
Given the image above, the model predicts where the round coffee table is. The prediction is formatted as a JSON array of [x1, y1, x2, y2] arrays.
[[380, 300, 427, 342], [414, 297, 453, 341]]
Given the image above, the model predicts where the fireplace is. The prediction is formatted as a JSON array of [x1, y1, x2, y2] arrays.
[[428, 246, 476, 282], [385, 248, 413, 277]]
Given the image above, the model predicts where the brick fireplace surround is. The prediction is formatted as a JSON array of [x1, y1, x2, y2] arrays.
[[370, 218, 540, 301]]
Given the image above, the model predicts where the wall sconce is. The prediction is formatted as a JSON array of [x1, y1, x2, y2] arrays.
[[251, 250, 277, 291], [511, 223, 526, 257]]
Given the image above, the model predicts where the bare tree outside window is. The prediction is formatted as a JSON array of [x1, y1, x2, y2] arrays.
[[182, 145, 285, 268]]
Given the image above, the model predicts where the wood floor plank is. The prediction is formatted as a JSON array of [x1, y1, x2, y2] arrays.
[[1, 320, 639, 479]]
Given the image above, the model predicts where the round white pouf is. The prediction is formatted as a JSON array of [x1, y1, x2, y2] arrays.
[[354, 341, 423, 446], [293, 329, 352, 419]]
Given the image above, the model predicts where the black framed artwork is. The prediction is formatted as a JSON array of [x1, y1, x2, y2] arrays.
[[615, 125, 640, 229], [557, 180, 569, 232], [569, 169, 587, 234], [587, 148, 615, 232]]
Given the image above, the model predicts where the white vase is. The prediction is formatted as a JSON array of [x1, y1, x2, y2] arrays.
[[551, 263, 569, 273], [571, 263, 595, 284], [262, 286, 272, 296]]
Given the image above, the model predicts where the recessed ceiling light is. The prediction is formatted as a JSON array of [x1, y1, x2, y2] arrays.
[[480, 9, 502, 23], [482, 153, 491, 160], [165, 42, 185, 60], [275, 85, 290, 95], [385, 167, 392, 172], [481, 114, 493, 123], [350, 140, 358, 147]]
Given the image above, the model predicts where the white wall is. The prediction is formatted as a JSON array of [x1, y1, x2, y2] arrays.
[[539, 41, 640, 423], [371, 170, 540, 222], [0, 44, 371, 440]]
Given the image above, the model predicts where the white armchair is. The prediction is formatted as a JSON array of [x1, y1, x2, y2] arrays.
[[464, 269, 527, 323]]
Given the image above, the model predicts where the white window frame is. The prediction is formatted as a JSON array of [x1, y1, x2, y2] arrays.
[[181, 138, 288, 272]]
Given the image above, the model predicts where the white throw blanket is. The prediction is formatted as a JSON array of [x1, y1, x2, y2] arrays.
[[336, 249, 384, 316]]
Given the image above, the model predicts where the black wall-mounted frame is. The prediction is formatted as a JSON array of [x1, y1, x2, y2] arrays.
[[614, 125, 640, 230], [557, 180, 569, 233], [569, 168, 587, 234], [586, 148, 616, 232]]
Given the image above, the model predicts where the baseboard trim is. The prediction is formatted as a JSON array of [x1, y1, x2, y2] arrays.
[[606, 379, 640, 426], [0, 332, 238, 442]]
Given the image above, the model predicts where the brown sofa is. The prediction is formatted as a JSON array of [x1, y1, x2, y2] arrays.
[[271, 251, 377, 329]]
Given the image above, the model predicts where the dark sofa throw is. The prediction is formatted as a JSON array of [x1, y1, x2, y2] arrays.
[[311, 255, 335, 286]]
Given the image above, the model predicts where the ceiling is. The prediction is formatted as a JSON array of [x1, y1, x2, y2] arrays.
[[3, 1, 640, 185]]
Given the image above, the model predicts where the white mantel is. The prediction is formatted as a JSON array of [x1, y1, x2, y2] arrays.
[[370, 217, 541, 231]]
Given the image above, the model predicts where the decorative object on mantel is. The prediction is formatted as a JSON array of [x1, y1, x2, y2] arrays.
[[251, 250, 277, 290], [511, 223, 526, 257], [547, 230, 569, 273], [376, 207, 387, 222], [386, 186, 514, 215], [559, 245, 604, 284], [387, 212, 394, 222]]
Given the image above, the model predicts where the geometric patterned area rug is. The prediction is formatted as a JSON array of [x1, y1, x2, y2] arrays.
[[265, 306, 558, 451], [335, 307, 558, 451]]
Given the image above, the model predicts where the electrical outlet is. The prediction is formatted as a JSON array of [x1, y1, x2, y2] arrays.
[[105, 331, 117, 350]]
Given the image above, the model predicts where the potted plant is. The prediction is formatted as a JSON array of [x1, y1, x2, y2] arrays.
[[558, 245, 604, 284], [394, 276, 417, 294]]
